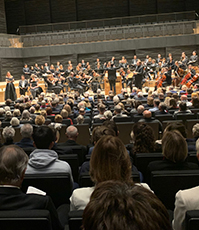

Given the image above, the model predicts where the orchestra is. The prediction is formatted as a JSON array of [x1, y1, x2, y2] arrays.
[[5, 51, 199, 100]]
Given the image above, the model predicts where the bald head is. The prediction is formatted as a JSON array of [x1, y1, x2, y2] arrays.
[[181, 95, 187, 101], [137, 105, 145, 114], [66, 126, 78, 140], [143, 110, 152, 119]]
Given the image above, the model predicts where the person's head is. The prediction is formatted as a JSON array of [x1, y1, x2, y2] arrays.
[[137, 105, 145, 114], [35, 115, 45, 126], [154, 99, 160, 107], [103, 120, 119, 136], [104, 110, 112, 120], [0, 108, 4, 116], [159, 102, 167, 112], [131, 123, 155, 154], [66, 126, 78, 140], [5, 99, 12, 106], [21, 75, 25, 80], [46, 107, 53, 115], [10, 117, 20, 127], [143, 110, 152, 119], [90, 136, 132, 184], [60, 109, 68, 119], [34, 104, 40, 112], [5, 111, 12, 120], [98, 103, 106, 114], [54, 114, 63, 123], [76, 115, 84, 124], [114, 105, 122, 114], [192, 97, 199, 108], [169, 98, 177, 108], [162, 130, 188, 163], [181, 95, 187, 101], [20, 124, 33, 138], [32, 126, 55, 149], [179, 102, 187, 112], [2, 127, 15, 142], [13, 109, 21, 117], [147, 96, 154, 106], [21, 110, 31, 120], [192, 123, 199, 138], [40, 110, 47, 119], [79, 107, 85, 116], [165, 122, 187, 138], [83, 181, 171, 230], [92, 125, 115, 145], [0, 145, 28, 187]]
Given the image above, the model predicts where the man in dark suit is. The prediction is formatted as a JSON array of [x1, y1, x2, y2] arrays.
[[15, 124, 34, 149], [0, 145, 63, 230], [58, 126, 79, 147], [108, 68, 117, 94], [19, 75, 29, 96], [134, 60, 144, 89]]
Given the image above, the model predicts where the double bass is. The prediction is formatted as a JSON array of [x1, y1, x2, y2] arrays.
[[155, 68, 166, 88]]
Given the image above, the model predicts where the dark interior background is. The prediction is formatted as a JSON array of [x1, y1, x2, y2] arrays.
[[4, 0, 199, 34]]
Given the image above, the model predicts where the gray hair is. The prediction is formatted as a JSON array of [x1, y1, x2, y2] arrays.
[[2, 127, 15, 140], [20, 124, 33, 138], [113, 96, 120, 103], [0, 145, 28, 185], [4, 106, 10, 112], [137, 105, 145, 114], [10, 117, 20, 127], [104, 110, 113, 120], [0, 108, 5, 116], [21, 110, 30, 120], [192, 123, 199, 137], [196, 138, 199, 153], [13, 109, 21, 117], [66, 126, 78, 138], [76, 115, 84, 125]]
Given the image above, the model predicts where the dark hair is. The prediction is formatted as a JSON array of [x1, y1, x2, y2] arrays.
[[90, 136, 132, 184], [154, 99, 160, 106], [103, 120, 118, 136], [192, 97, 199, 108], [179, 102, 187, 111], [132, 123, 155, 154], [46, 107, 53, 115], [32, 126, 55, 149], [92, 125, 115, 144], [165, 122, 187, 138], [83, 181, 171, 230]]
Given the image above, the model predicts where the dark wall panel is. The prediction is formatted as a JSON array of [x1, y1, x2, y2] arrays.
[[134, 48, 166, 62], [50, 0, 77, 23], [129, 0, 157, 16], [24, 0, 51, 25], [50, 54, 78, 67], [5, 0, 26, 34], [157, 0, 185, 13], [1, 58, 23, 81], [22, 56, 50, 67], [0, 0, 7, 33], [77, 0, 129, 21]]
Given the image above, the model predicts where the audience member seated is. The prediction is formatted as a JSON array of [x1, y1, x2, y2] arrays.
[[93, 103, 106, 119], [20, 110, 33, 124], [138, 110, 162, 130], [76, 115, 84, 124], [103, 110, 112, 120], [2, 111, 12, 127], [2, 126, 15, 145], [35, 115, 45, 126], [168, 98, 178, 110], [131, 123, 156, 155], [25, 126, 73, 185], [82, 181, 171, 230], [173, 102, 192, 118], [13, 109, 21, 118], [70, 135, 151, 211], [155, 102, 169, 115], [60, 109, 73, 125], [149, 99, 160, 112], [15, 124, 34, 148], [173, 138, 199, 230], [180, 95, 192, 107], [57, 126, 80, 147], [147, 130, 198, 177], [0, 145, 63, 230], [40, 110, 51, 125], [10, 117, 21, 128], [144, 96, 154, 109], [133, 105, 145, 122], [112, 105, 127, 120]]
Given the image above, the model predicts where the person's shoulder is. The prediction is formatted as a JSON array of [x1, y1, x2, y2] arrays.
[[176, 185, 199, 204]]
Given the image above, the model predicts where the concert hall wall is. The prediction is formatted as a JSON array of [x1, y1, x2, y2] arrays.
[[0, 0, 7, 33], [4, 0, 199, 34]]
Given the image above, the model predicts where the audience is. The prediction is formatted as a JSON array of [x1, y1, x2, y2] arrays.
[[2, 126, 15, 145], [15, 124, 34, 148]]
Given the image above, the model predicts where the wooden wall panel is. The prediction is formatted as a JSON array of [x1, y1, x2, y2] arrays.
[[129, 0, 157, 16], [0, 0, 7, 33]]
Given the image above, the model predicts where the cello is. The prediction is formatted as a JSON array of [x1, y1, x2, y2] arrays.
[[186, 73, 199, 88]]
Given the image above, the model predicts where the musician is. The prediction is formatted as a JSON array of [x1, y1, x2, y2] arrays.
[[44, 63, 50, 73], [188, 51, 198, 66], [119, 67, 126, 88], [53, 73, 64, 94], [95, 58, 101, 68], [49, 64, 55, 74], [40, 65, 46, 75], [59, 64, 65, 76], [179, 52, 188, 70], [23, 64, 30, 79], [110, 57, 116, 68], [164, 67, 172, 86], [19, 75, 29, 96], [56, 61, 60, 69], [29, 66, 36, 75], [34, 63, 41, 75], [29, 74, 40, 99], [144, 55, 149, 65], [66, 64, 73, 76], [126, 69, 134, 92], [81, 60, 86, 69], [156, 54, 162, 63], [134, 60, 144, 89], [5, 71, 17, 101], [167, 55, 175, 70], [132, 55, 138, 68], [108, 67, 117, 94]]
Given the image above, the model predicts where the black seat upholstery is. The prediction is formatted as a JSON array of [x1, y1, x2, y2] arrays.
[[155, 114, 174, 123], [21, 173, 72, 208], [113, 116, 132, 123], [150, 170, 199, 210], [68, 210, 83, 230], [185, 210, 199, 230], [0, 210, 52, 230]]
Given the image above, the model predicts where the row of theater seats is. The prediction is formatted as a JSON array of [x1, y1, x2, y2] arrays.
[[21, 21, 196, 47]]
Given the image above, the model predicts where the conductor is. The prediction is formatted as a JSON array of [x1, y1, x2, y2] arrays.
[[108, 68, 117, 94]]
